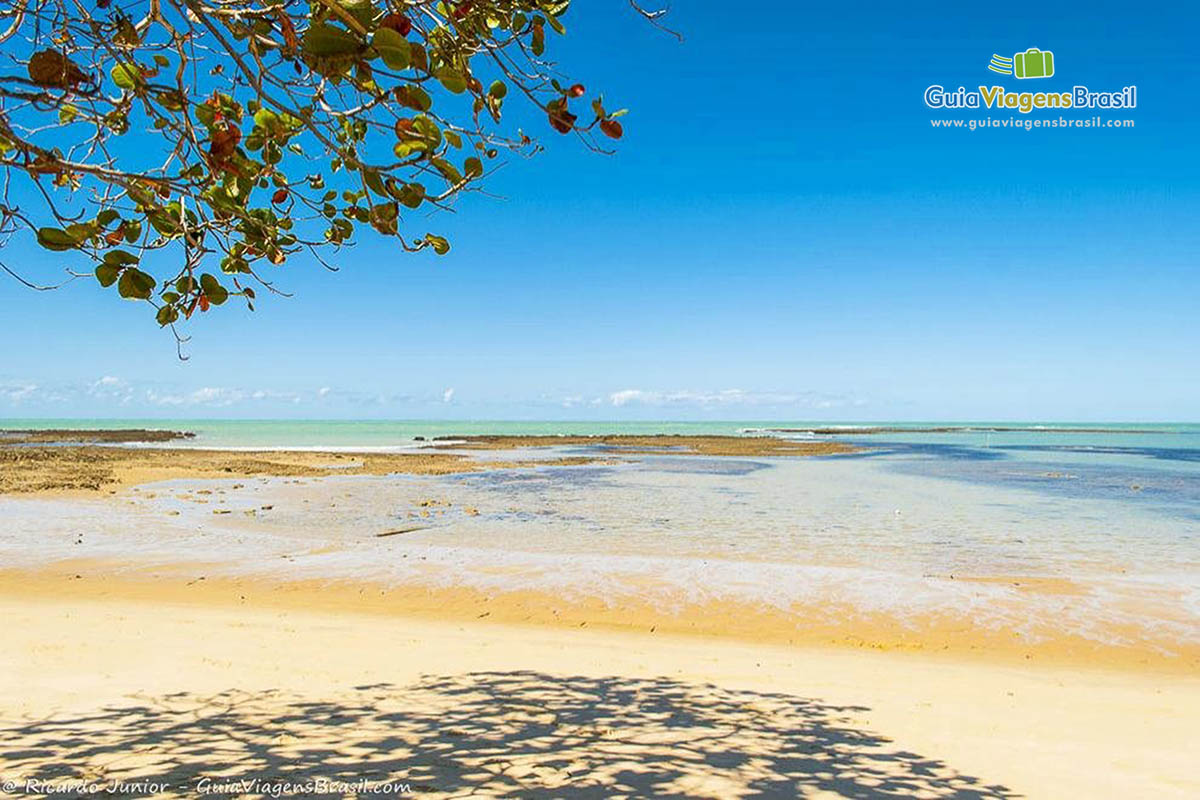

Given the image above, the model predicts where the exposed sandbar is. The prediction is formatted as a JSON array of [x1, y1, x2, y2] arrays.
[[0, 445, 596, 495], [433, 434, 856, 457]]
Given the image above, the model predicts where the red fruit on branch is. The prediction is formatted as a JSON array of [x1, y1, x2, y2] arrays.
[[272, 188, 289, 204], [568, 84, 585, 98], [600, 119, 623, 140]]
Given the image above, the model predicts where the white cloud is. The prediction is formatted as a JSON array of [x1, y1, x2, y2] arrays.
[[442, 387, 456, 403], [0, 382, 38, 403], [0, 377, 429, 411], [607, 388, 862, 409], [145, 386, 247, 407], [608, 389, 645, 407], [87, 376, 134, 404]]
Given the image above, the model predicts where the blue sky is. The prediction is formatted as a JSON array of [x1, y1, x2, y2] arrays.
[[2, 0, 1197, 420]]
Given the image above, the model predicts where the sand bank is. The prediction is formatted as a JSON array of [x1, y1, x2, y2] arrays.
[[432, 434, 856, 457], [0, 446, 599, 496], [0, 432, 853, 496]]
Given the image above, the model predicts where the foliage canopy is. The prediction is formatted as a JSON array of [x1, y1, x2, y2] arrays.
[[0, 0, 633, 334]]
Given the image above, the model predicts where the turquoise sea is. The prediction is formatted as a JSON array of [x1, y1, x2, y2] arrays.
[[1, 417, 1197, 449]]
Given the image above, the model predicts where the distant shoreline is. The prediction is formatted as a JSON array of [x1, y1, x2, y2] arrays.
[[761, 425, 1157, 435], [0, 428, 195, 444]]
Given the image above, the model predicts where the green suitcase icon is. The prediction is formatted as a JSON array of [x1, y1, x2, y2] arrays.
[[1014, 48, 1054, 79]]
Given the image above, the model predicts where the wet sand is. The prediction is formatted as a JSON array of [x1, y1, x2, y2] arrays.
[[0, 446, 598, 495], [4, 562, 1196, 675]]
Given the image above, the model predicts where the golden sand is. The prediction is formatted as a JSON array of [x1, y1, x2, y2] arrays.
[[4, 562, 1195, 676], [4, 588, 1197, 799], [3, 564, 1199, 798]]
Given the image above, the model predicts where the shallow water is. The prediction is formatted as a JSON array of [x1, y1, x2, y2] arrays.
[[3, 428, 1197, 649]]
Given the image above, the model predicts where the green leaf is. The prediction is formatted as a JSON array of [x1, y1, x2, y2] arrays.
[[58, 104, 78, 124], [397, 182, 425, 209], [94, 264, 119, 287], [435, 66, 467, 94], [156, 305, 180, 327], [425, 233, 450, 255], [302, 22, 362, 57], [253, 107, 279, 129], [393, 141, 423, 159], [110, 63, 142, 90], [394, 85, 431, 111], [488, 80, 507, 99], [372, 27, 411, 70], [362, 168, 387, 197], [103, 249, 139, 266], [464, 156, 483, 178], [154, 89, 185, 112], [148, 212, 178, 237], [432, 158, 462, 184], [117, 268, 156, 300], [338, 0, 378, 28], [65, 222, 97, 241], [220, 256, 250, 274], [195, 103, 217, 131], [36, 227, 81, 252], [411, 115, 442, 148], [200, 273, 229, 305]]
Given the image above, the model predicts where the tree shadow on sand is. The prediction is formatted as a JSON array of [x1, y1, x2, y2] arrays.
[[3, 671, 1016, 798]]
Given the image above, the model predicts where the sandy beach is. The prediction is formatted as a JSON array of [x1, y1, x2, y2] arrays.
[[3, 568, 1198, 799], [2, 431, 1198, 798]]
